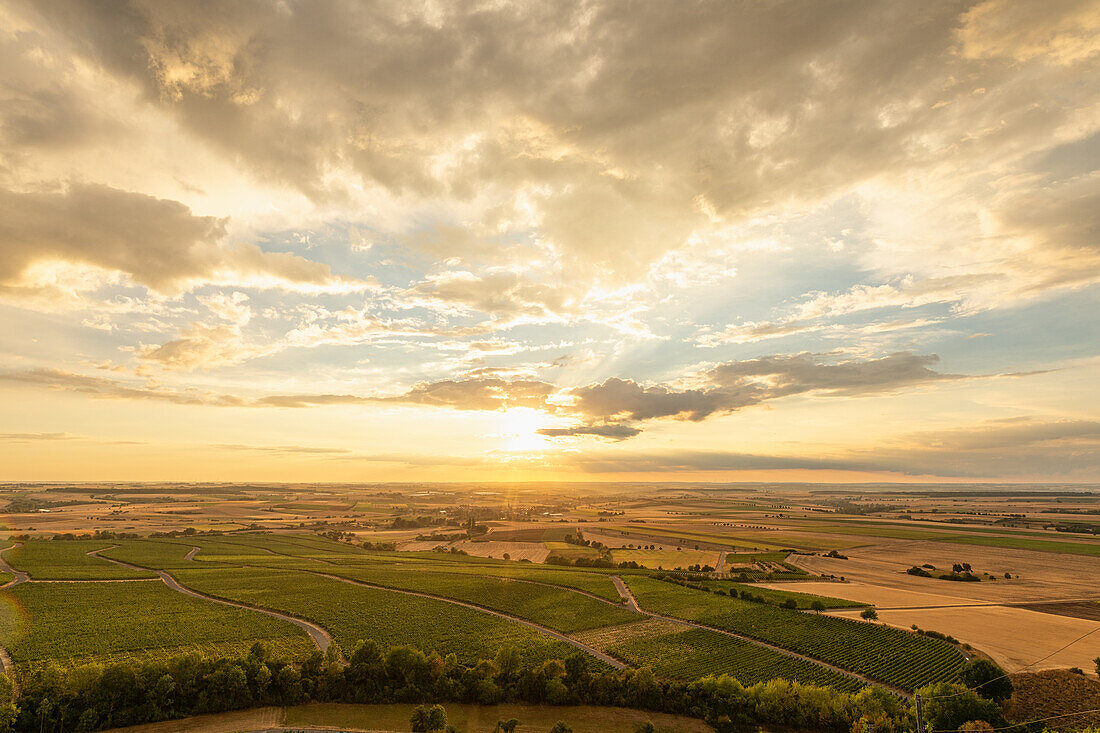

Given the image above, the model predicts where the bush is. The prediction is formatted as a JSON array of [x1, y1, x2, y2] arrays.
[[958, 659, 1012, 703], [917, 683, 1005, 730], [860, 608, 878, 621]]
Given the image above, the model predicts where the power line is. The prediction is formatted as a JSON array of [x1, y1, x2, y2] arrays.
[[930, 707, 1100, 732]]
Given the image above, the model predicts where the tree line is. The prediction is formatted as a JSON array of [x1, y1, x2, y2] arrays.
[[3, 641, 1017, 733]]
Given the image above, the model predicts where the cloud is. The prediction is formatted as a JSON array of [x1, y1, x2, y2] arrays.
[[569, 352, 957, 423], [0, 183, 346, 296], [382, 378, 557, 412], [0, 351, 959, 430], [0, 432, 80, 442], [536, 424, 642, 440], [212, 443, 351, 455], [15, 0, 1094, 287]]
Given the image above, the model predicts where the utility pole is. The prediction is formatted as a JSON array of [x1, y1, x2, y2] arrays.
[[915, 693, 925, 732]]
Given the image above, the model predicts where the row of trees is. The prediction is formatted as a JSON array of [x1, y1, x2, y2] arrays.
[[5, 641, 1015, 733]]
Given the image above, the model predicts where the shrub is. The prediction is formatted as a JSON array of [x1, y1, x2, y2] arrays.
[[860, 608, 878, 621]]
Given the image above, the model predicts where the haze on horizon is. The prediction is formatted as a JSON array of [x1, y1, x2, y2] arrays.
[[0, 0, 1098, 483]]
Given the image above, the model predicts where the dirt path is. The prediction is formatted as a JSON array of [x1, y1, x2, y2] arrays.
[[184, 547, 199, 561], [0, 544, 27, 687], [311, 572, 626, 670], [0, 543, 29, 588], [89, 548, 334, 653], [609, 575, 907, 696]]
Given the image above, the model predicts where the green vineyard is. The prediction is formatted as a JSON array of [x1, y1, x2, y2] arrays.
[[609, 627, 865, 692], [624, 576, 966, 691]]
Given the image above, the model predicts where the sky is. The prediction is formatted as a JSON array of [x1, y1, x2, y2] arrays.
[[1, 0, 1098, 483]]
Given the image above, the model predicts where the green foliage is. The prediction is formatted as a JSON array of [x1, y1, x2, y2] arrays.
[[915, 682, 1006, 730], [860, 608, 879, 620], [4, 541, 155, 580], [12, 640, 918, 733], [548, 722, 572, 733], [410, 703, 447, 731], [688, 580, 864, 610], [609, 627, 864, 691], [958, 659, 1012, 703], [625, 576, 965, 692]]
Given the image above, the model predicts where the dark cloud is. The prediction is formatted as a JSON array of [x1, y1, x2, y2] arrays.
[[15, 0, 1091, 280], [570, 352, 956, 423], [536, 424, 642, 440], [0, 183, 338, 293]]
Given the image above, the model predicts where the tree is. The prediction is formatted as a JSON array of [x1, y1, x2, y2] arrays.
[[410, 704, 447, 732], [958, 659, 1013, 703], [916, 683, 1006, 731], [810, 600, 826, 612], [548, 723, 572, 733], [493, 719, 519, 733], [1095, 656, 1100, 678], [861, 607, 878, 620], [634, 723, 656, 733]]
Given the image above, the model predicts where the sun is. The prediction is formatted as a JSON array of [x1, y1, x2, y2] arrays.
[[497, 407, 552, 452]]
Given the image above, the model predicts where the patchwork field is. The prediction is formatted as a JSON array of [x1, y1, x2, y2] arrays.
[[2, 479, 1096, 728]]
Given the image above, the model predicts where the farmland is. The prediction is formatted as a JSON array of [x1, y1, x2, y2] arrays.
[[0, 480, 1096, 725], [170, 566, 597, 668], [623, 575, 967, 692], [0, 580, 313, 672], [3, 540, 157, 580], [608, 626, 865, 691]]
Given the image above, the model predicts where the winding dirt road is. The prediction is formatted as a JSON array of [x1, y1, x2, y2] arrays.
[[311, 571, 626, 669], [89, 548, 335, 653]]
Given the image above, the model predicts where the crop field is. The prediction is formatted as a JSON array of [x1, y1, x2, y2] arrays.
[[97, 539, 202, 569], [318, 564, 641, 633], [3, 540, 157, 580], [691, 581, 867, 609], [609, 627, 865, 691], [608, 547, 720, 570], [624, 576, 966, 691], [0, 580, 313, 671], [4, 481, 1094, 703], [172, 567, 599, 668]]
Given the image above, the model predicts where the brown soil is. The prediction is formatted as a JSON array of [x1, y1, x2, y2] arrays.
[[1004, 670, 1100, 730]]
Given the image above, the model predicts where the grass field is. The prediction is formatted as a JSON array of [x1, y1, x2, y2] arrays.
[[624, 576, 965, 692], [4, 540, 157, 580], [0, 580, 313, 671], [608, 626, 864, 691], [172, 567, 601, 668]]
